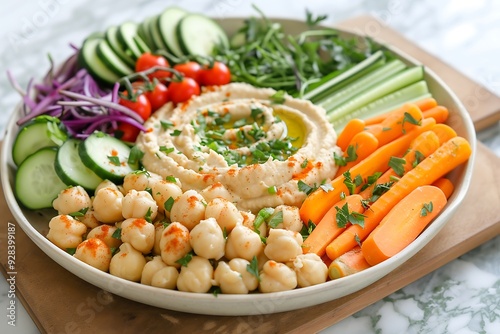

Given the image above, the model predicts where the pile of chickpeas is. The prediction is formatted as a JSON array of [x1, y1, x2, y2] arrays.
[[46, 171, 328, 294]]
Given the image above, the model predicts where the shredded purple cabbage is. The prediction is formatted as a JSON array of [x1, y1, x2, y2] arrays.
[[7, 48, 146, 139]]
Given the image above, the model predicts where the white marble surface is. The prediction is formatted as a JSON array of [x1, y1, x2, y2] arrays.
[[0, 0, 499, 333]]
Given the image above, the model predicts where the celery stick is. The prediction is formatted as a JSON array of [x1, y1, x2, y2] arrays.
[[331, 81, 430, 132], [318, 59, 407, 111], [326, 66, 424, 120], [303, 50, 386, 103]]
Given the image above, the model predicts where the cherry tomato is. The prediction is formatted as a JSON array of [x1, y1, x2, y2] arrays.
[[173, 61, 202, 84], [168, 77, 201, 104], [119, 92, 152, 121], [199, 61, 231, 86], [114, 122, 140, 142], [135, 52, 172, 81], [144, 82, 169, 111]]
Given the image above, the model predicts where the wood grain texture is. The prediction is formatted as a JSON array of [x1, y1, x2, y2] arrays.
[[1, 15, 500, 334]]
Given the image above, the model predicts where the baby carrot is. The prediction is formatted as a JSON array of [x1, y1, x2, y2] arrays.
[[325, 136, 472, 260], [363, 98, 437, 126], [432, 177, 454, 199], [365, 103, 423, 147], [336, 118, 366, 152], [328, 246, 371, 279], [422, 105, 449, 124], [300, 118, 436, 225], [303, 194, 365, 257], [359, 130, 441, 201], [361, 185, 447, 266], [334, 131, 379, 178], [430, 123, 457, 144]]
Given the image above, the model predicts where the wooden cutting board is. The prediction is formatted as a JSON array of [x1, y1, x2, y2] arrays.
[[1, 15, 500, 334]]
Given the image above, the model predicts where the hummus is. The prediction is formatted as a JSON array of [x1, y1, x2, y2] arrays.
[[136, 83, 341, 212]]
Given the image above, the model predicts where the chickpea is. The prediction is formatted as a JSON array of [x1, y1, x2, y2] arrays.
[[94, 180, 119, 194], [78, 209, 100, 229], [290, 253, 328, 288], [92, 186, 124, 224], [273, 205, 303, 232], [200, 182, 233, 203], [151, 266, 179, 290], [225, 225, 264, 261], [213, 259, 258, 294], [46, 215, 87, 250], [170, 190, 206, 230], [87, 224, 122, 249], [259, 260, 297, 293], [205, 197, 243, 233], [122, 171, 161, 194], [150, 179, 183, 216], [159, 222, 192, 268], [74, 238, 112, 272], [176, 256, 214, 293], [122, 190, 158, 221], [141, 256, 167, 285], [52, 186, 91, 216], [109, 243, 146, 282], [190, 218, 225, 260], [120, 218, 155, 254], [264, 228, 303, 263]]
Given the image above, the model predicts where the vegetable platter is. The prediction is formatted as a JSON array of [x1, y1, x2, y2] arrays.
[[0, 7, 476, 316]]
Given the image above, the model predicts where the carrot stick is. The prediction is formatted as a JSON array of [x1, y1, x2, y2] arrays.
[[300, 117, 436, 225], [358, 130, 441, 200], [363, 98, 437, 126], [414, 97, 438, 112], [361, 185, 448, 266], [334, 131, 379, 178], [431, 123, 457, 144], [432, 177, 454, 199], [337, 118, 366, 152], [303, 194, 365, 257], [325, 136, 472, 260], [422, 106, 449, 124], [328, 246, 371, 279], [365, 103, 423, 146]]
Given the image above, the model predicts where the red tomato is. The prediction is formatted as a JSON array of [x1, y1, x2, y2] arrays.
[[200, 61, 231, 86], [115, 122, 140, 142], [119, 92, 152, 121], [135, 53, 172, 81], [173, 61, 202, 83], [168, 77, 201, 104], [144, 82, 169, 111]]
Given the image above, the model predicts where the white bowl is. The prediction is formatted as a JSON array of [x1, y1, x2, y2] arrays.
[[0, 18, 476, 316]]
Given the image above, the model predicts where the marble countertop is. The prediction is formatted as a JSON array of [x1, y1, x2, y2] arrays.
[[1, 0, 499, 333]]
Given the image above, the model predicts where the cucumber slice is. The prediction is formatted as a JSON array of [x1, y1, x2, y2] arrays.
[[105, 25, 135, 67], [138, 17, 156, 50], [79, 132, 138, 184], [55, 139, 103, 192], [157, 7, 187, 57], [96, 39, 134, 77], [134, 35, 151, 54], [116, 21, 144, 59], [78, 34, 121, 85], [12, 116, 67, 166], [149, 15, 168, 52], [176, 13, 229, 57], [15, 147, 68, 210]]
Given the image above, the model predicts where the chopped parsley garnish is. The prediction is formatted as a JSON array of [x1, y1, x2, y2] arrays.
[[343, 171, 362, 195], [306, 9, 328, 26], [246, 256, 260, 281], [300, 220, 316, 241], [112, 228, 122, 240], [420, 201, 434, 217], [164, 196, 175, 212], [128, 145, 144, 165], [267, 211, 284, 228], [369, 181, 394, 202], [68, 207, 88, 218], [267, 185, 277, 194], [335, 203, 366, 228], [298, 180, 315, 195], [165, 175, 177, 183], [160, 120, 174, 129], [354, 234, 362, 247], [107, 155, 121, 166], [254, 207, 274, 230], [389, 156, 406, 177], [176, 252, 193, 267], [170, 129, 182, 136], [269, 90, 286, 104], [301, 158, 309, 168], [66, 248, 76, 255], [360, 172, 382, 191], [334, 145, 358, 166], [145, 207, 153, 223], [402, 112, 422, 132], [412, 150, 425, 168], [159, 146, 175, 154]]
